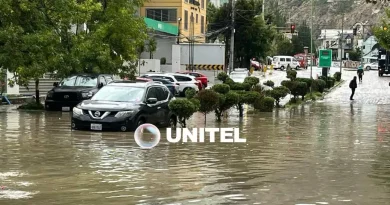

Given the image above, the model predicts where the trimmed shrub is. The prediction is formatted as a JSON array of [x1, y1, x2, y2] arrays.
[[333, 72, 341, 81], [265, 86, 289, 107], [254, 96, 275, 112], [230, 82, 251, 91], [225, 78, 235, 86], [244, 76, 260, 87], [296, 78, 313, 88], [214, 91, 239, 121], [312, 79, 326, 93], [196, 89, 219, 123], [212, 84, 230, 94], [160, 57, 166, 65], [296, 81, 308, 100], [185, 88, 196, 99], [217, 72, 229, 83], [287, 70, 297, 80], [169, 98, 198, 127], [263, 80, 275, 88]]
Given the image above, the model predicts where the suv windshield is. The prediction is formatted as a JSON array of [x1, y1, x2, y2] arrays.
[[91, 86, 145, 102], [60, 76, 97, 87]]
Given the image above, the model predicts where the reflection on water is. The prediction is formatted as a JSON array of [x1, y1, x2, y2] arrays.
[[0, 104, 390, 204]]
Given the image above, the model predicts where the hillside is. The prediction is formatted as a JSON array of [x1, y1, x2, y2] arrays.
[[271, 0, 387, 34]]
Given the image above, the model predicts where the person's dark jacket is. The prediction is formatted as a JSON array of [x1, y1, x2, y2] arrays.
[[357, 69, 364, 75], [349, 79, 357, 89]]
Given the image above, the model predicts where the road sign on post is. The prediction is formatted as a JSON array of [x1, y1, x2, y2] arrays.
[[319, 49, 332, 67]]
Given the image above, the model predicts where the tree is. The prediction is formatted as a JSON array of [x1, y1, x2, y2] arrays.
[[147, 36, 157, 59], [196, 90, 219, 123], [215, 91, 239, 121], [208, 0, 276, 68], [168, 98, 198, 128], [265, 86, 289, 107], [0, 0, 148, 104], [276, 35, 294, 56]]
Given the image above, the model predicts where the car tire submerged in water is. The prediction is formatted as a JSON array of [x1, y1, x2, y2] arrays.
[[367, 66, 371, 70], [131, 117, 145, 131], [280, 66, 285, 71]]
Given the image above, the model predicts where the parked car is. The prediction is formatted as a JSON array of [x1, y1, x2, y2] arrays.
[[364, 62, 378, 70], [71, 80, 177, 131], [141, 73, 199, 96], [272, 56, 300, 70], [229, 71, 250, 83], [148, 78, 177, 95], [135, 77, 152, 82], [140, 74, 180, 95], [178, 71, 208, 88], [45, 74, 113, 111]]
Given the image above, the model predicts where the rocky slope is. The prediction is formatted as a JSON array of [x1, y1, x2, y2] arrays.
[[275, 0, 388, 34]]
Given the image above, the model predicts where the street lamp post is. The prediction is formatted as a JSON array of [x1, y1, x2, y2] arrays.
[[310, 0, 313, 80]]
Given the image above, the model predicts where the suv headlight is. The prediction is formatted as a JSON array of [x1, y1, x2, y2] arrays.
[[115, 110, 134, 118], [73, 107, 83, 116], [47, 91, 53, 98], [81, 91, 93, 98]]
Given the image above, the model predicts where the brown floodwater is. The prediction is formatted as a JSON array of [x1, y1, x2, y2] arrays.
[[0, 103, 389, 205]]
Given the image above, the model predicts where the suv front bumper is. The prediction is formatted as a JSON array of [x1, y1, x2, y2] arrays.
[[45, 99, 80, 110], [71, 114, 137, 131]]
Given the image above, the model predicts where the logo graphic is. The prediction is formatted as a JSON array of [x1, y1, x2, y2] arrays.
[[94, 111, 101, 117], [64, 95, 69, 99], [134, 124, 161, 149]]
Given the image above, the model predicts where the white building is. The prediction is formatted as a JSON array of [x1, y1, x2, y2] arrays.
[[318, 29, 354, 60]]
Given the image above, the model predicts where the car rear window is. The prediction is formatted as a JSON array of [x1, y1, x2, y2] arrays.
[[174, 75, 192, 81]]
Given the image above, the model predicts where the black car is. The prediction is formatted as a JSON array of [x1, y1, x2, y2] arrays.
[[71, 80, 177, 131], [45, 74, 114, 111]]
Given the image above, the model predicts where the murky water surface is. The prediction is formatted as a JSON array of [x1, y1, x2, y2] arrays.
[[0, 103, 390, 205]]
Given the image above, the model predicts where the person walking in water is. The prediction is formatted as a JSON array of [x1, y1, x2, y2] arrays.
[[357, 64, 364, 83], [349, 76, 357, 100]]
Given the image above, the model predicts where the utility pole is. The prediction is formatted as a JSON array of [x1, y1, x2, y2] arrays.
[[310, 0, 313, 80], [340, 12, 344, 75], [229, 0, 235, 73]]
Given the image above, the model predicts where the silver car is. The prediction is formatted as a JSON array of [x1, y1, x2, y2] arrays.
[[364, 62, 378, 70]]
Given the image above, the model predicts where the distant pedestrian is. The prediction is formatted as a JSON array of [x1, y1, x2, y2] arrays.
[[357, 65, 364, 83], [349, 76, 357, 100]]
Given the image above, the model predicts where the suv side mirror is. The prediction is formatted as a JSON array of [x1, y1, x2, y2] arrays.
[[98, 82, 104, 89], [147, 98, 158, 104], [53, 82, 59, 87]]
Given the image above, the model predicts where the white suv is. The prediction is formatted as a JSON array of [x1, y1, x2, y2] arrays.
[[141, 73, 199, 96]]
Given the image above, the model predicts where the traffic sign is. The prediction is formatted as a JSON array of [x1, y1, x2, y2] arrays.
[[319, 49, 332, 67]]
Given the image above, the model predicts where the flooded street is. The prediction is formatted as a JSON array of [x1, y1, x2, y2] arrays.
[[1, 101, 390, 205]]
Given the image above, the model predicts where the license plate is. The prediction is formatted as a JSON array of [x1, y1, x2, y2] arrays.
[[91, 123, 102, 131], [62, 107, 70, 112]]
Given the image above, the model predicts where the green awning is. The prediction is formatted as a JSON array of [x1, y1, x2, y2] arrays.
[[144, 17, 178, 35]]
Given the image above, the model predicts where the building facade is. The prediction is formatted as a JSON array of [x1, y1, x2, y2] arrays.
[[140, 0, 207, 43], [318, 29, 354, 60]]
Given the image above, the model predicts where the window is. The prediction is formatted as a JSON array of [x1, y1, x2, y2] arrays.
[[99, 76, 107, 85], [146, 87, 158, 99], [196, 14, 198, 23], [155, 87, 167, 101], [189, 73, 201, 77], [201, 0, 205, 9], [174, 75, 192, 81], [184, 10, 188, 30], [146, 9, 177, 22], [91, 86, 145, 102], [280, 58, 285, 62], [74, 76, 98, 87], [201, 16, 205, 34], [286, 58, 291, 62], [105, 76, 113, 83]]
